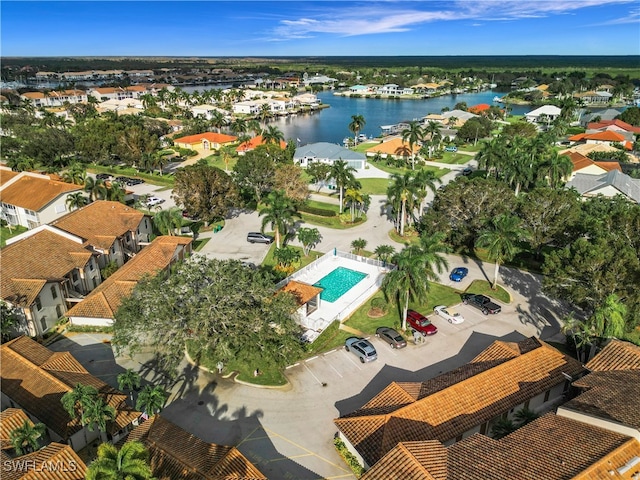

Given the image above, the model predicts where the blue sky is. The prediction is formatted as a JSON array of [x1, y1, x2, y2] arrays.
[[1, 1, 639, 57]]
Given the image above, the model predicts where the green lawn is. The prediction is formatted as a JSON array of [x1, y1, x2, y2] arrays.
[[369, 161, 449, 179], [464, 280, 511, 303], [191, 238, 211, 252], [300, 212, 366, 229], [1, 225, 28, 248], [433, 152, 472, 165], [358, 177, 392, 195], [202, 152, 238, 172], [304, 198, 340, 213], [262, 244, 324, 270]]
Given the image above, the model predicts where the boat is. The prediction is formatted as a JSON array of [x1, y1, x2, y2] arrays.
[[493, 96, 503, 103]]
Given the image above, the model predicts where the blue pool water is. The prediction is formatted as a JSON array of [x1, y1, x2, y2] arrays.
[[313, 267, 367, 303]]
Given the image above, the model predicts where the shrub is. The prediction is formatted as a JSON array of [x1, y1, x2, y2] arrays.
[[334, 437, 365, 477], [298, 204, 336, 217]]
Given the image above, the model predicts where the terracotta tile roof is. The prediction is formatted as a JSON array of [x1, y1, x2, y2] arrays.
[[335, 338, 584, 467], [468, 103, 490, 113], [0, 168, 20, 187], [594, 161, 623, 172], [588, 119, 640, 134], [585, 339, 640, 372], [565, 370, 640, 430], [236, 135, 287, 153], [126, 415, 267, 480], [365, 414, 640, 480], [0, 174, 81, 211], [1, 229, 93, 306], [365, 138, 419, 156], [51, 200, 147, 250], [586, 130, 627, 142], [66, 236, 192, 320], [0, 408, 33, 450], [0, 336, 139, 440], [1, 442, 87, 480], [280, 281, 322, 306], [173, 132, 237, 145]]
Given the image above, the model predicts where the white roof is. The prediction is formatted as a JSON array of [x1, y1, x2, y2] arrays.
[[526, 105, 562, 117]]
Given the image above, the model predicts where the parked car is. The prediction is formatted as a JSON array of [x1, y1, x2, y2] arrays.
[[445, 145, 458, 152], [461, 294, 502, 315], [146, 196, 165, 207], [462, 167, 473, 176], [375, 327, 407, 349], [434, 305, 465, 324], [247, 232, 274, 244], [96, 173, 112, 180], [127, 178, 144, 186], [449, 267, 469, 282], [114, 176, 129, 184], [407, 309, 438, 336], [345, 337, 377, 363]]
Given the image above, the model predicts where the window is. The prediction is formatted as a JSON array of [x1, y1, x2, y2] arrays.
[[40, 316, 47, 332], [51, 285, 58, 299], [35, 297, 42, 311], [72, 271, 79, 282], [56, 305, 62, 318], [89, 262, 94, 271]]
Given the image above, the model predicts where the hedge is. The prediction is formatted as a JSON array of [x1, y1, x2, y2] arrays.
[[298, 204, 337, 217]]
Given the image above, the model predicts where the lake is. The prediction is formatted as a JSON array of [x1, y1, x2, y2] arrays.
[[271, 90, 531, 145]]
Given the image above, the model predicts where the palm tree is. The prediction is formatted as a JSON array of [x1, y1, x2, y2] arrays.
[[84, 176, 107, 201], [589, 294, 627, 340], [374, 245, 396, 264], [258, 103, 272, 126], [273, 246, 301, 271], [106, 182, 126, 203], [348, 114, 366, 146], [417, 232, 450, 278], [491, 417, 517, 439], [296, 227, 321, 256], [351, 238, 367, 255], [83, 396, 116, 439], [476, 214, 528, 289], [381, 246, 431, 330], [329, 160, 357, 214], [61, 383, 99, 427], [66, 192, 89, 211], [136, 385, 166, 417], [424, 121, 442, 158], [117, 369, 141, 402], [262, 125, 285, 145], [209, 110, 227, 133], [401, 121, 424, 170], [86, 441, 153, 480], [62, 163, 86, 185], [387, 172, 419, 236], [513, 408, 539, 427], [344, 186, 364, 223], [259, 190, 300, 249], [537, 151, 573, 188], [230, 118, 247, 136], [9, 419, 46, 455], [153, 208, 183, 236], [476, 136, 506, 178], [413, 169, 440, 217], [247, 119, 262, 137]]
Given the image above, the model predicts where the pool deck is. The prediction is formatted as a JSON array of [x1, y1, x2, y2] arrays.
[[291, 255, 389, 341]]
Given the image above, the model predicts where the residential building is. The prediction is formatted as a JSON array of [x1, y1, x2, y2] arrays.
[[302, 73, 337, 86], [236, 135, 287, 155], [65, 236, 192, 327], [365, 138, 419, 159], [293, 142, 367, 170], [125, 415, 267, 480], [569, 130, 634, 150], [292, 93, 320, 108], [348, 85, 373, 94], [232, 100, 261, 115], [88, 86, 146, 102], [51, 200, 153, 269], [173, 132, 237, 151], [1, 442, 87, 479], [377, 84, 414, 96], [562, 151, 622, 180], [587, 118, 640, 135], [96, 98, 144, 114], [334, 337, 584, 469], [580, 108, 623, 126], [1, 227, 102, 337], [441, 109, 478, 126], [0, 169, 82, 229], [19, 89, 88, 108], [574, 90, 613, 105], [361, 414, 640, 480], [190, 104, 230, 121], [524, 105, 562, 125], [0, 336, 140, 451], [566, 169, 640, 203]]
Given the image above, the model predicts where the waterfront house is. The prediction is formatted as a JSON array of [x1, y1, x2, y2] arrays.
[[566, 170, 640, 204], [173, 132, 237, 151], [441, 109, 478, 127], [88, 86, 146, 102], [524, 105, 562, 126], [65, 236, 192, 327], [1, 226, 102, 337], [125, 415, 267, 480], [294, 142, 367, 170], [377, 84, 414, 96], [1, 336, 140, 451], [0, 168, 82, 229], [20, 89, 87, 108], [334, 337, 584, 469], [190, 104, 231, 121], [232, 100, 261, 115], [365, 138, 419, 160], [51, 200, 153, 269], [236, 135, 287, 155], [574, 90, 613, 105]]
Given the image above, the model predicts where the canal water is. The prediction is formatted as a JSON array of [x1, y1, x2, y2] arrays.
[[272, 90, 531, 145]]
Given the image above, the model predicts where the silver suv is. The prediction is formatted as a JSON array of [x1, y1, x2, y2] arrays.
[[345, 337, 377, 363], [247, 232, 274, 244]]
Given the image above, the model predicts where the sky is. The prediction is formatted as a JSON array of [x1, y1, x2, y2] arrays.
[[1, 0, 639, 57]]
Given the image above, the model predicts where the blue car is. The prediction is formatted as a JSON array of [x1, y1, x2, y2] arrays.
[[449, 267, 469, 282]]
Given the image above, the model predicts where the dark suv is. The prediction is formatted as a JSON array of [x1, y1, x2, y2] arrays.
[[461, 294, 501, 314]]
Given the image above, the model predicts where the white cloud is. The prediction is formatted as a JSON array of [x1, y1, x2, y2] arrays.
[[269, 0, 636, 39]]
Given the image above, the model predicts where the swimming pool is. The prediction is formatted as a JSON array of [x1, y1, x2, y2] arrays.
[[313, 267, 367, 303]]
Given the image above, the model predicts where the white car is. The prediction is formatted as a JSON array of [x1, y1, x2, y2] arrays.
[[146, 196, 165, 207], [434, 305, 465, 324]]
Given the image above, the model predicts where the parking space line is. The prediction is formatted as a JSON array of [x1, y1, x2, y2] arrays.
[[328, 363, 343, 378], [342, 350, 362, 370], [303, 363, 324, 385]]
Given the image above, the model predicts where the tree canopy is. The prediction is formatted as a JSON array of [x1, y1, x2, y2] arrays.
[[113, 258, 305, 374]]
